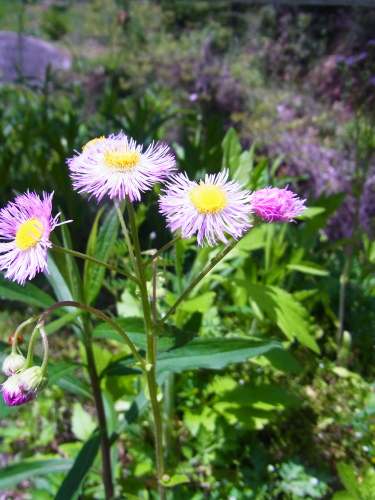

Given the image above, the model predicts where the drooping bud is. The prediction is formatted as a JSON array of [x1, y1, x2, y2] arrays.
[[2, 367, 48, 407], [2, 353, 26, 376]]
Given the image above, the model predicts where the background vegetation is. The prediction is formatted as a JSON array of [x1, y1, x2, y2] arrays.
[[0, 1, 374, 499]]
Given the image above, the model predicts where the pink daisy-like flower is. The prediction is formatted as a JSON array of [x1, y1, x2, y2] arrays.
[[159, 170, 253, 246], [250, 187, 307, 223], [67, 132, 176, 202], [0, 191, 64, 285]]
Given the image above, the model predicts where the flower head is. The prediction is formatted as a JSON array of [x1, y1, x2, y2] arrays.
[[68, 132, 176, 203], [0, 191, 64, 285], [2, 367, 48, 407], [2, 353, 26, 376], [159, 170, 252, 246], [250, 187, 307, 223]]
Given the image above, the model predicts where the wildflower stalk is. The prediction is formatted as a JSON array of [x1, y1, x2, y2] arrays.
[[10, 317, 38, 356], [114, 199, 137, 273], [125, 197, 166, 500], [157, 235, 245, 327], [51, 243, 139, 285], [143, 235, 182, 268]]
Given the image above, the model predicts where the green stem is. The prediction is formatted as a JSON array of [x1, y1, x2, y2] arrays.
[[125, 198, 165, 499], [38, 326, 49, 374], [51, 244, 139, 285], [114, 200, 137, 274], [158, 236, 244, 327], [143, 235, 182, 268], [22, 324, 43, 371], [11, 317, 38, 355], [37, 301, 145, 367]]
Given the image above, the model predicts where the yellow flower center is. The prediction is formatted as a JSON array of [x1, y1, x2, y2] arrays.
[[15, 218, 43, 250], [189, 183, 227, 213], [82, 136, 105, 151], [104, 148, 140, 171]]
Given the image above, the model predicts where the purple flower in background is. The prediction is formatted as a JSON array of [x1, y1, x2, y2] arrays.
[[369, 76, 375, 85], [159, 170, 253, 246], [345, 52, 367, 66], [0, 191, 64, 285], [68, 132, 176, 203], [250, 187, 307, 223]]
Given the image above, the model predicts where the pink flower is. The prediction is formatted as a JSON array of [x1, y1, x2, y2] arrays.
[[67, 132, 176, 202], [250, 187, 307, 223], [0, 191, 65, 285], [159, 170, 253, 246], [2, 367, 48, 407]]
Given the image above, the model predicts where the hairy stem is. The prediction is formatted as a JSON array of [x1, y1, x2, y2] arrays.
[[126, 198, 166, 500], [143, 235, 182, 268], [158, 236, 244, 327]]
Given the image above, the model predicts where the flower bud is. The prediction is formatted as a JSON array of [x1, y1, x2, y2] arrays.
[[2, 367, 48, 407], [250, 187, 307, 223], [2, 353, 26, 376], [18, 366, 48, 394]]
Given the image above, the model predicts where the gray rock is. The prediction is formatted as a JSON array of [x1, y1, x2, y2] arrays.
[[0, 30, 71, 84]]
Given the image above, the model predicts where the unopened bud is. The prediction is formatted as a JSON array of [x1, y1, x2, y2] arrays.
[[2, 367, 48, 407], [2, 353, 26, 376]]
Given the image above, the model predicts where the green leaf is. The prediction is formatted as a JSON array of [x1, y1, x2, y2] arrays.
[[59, 221, 83, 302], [0, 272, 55, 309], [55, 374, 93, 400], [336, 463, 360, 498], [84, 206, 119, 305], [0, 459, 74, 491], [287, 261, 329, 277], [235, 281, 320, 353], [234, 144, 255, 187], [222, 127, 241, 175], [217, 384, 299, 409], [55, 430, 102, 500], [93, 317, 195, 352], [263, 348, 302, 373], [71, 402, 97, 441], [48, 362, 79, 384], [176, 292, 216, 313], [160, 473, 190, 487], [156, 338, 282, 373], [46, 252, 76, 309], [331, 493, 357, 500]]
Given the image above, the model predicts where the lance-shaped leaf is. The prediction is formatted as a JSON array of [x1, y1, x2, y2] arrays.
[[55, 430, 102, 500], [0, 272, 55, 309], [0, 459, 74, 491], [156, 337, 282, 372]]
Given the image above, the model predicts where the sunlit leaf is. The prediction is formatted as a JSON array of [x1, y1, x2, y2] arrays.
[[156, 337, 282, 372], [235, 281, 320, 353]]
